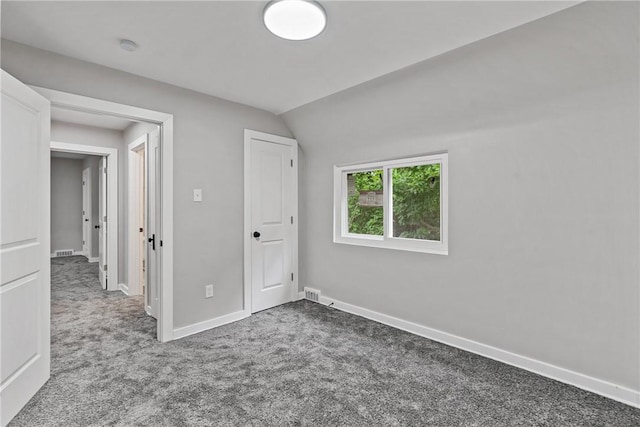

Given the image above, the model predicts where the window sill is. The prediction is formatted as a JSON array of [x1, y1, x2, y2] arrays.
[[334, 235, 448, 255]]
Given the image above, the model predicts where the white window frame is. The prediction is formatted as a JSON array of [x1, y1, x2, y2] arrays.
[[333, 153, 448, 255]]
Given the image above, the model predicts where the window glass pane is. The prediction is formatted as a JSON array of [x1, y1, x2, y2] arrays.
[[392, 163, 440, 241], [347, 170, 383, 236]]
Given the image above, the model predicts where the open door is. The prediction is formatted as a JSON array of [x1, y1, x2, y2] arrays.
[[145, 129, 160, 318], [98, 156, 108, 289], [82, 168, 91, 258], [0, 71, 51, 425]]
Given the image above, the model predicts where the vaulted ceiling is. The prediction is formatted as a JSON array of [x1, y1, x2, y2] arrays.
[[2, 1, 579, 114]]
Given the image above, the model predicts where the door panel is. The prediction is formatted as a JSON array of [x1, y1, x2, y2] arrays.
[[146, 129, 160, 319], [98, 157, 107, 289], [0, 70, 51, 426], [82, 168, 90, 257], [250, 138, 294, 313]]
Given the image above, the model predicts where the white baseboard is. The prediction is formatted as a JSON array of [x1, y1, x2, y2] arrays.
[[87, 257, 99, 263], [173, 310, 249, 340], [299, 291, 639, 409], [297, 291, 305, 300], [118, 283, 129, 296]]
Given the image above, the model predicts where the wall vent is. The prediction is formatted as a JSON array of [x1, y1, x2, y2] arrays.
[[54, 250, 74, 257], [304, 287, 321, 303]]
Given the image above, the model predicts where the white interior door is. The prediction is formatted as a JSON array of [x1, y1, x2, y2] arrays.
[[82, 168, 91, 258], [0, 70, 51, 426], [145, 130, 160, 318], [98, 156, 108, 289], [250, 136, 295, 313], [139, 149, 146, 294]]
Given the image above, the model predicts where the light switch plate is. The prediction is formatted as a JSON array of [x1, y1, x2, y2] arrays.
[[193, 188, 202, 202], [205, 284, 213, 298]]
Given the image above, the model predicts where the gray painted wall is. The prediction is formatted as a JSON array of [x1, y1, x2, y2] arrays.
[[82, 155, 101, 259], [1, 39, 293, 328], [50, 157, 83, 253], [282, 1, 639, 391], [51, 121, 125, 281]]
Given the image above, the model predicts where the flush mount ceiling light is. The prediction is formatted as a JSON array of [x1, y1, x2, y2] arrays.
[[263, 0, 326, 41], [119, 39, 138, 52]]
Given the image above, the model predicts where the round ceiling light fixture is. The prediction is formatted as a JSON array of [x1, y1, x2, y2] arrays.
[[263, 0, 326, 41], [119, 39, 138, 52]]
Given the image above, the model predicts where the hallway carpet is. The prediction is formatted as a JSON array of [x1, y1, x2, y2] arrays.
[[10, 256, 640, 426]]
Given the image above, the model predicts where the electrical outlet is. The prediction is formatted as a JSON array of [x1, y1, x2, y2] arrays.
[[205, 284, 214, 298], [193, 189, 203, 202]]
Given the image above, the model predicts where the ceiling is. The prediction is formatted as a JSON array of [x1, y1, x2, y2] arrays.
[[1, 1, 579, 115], [51, 107, 135, 131]]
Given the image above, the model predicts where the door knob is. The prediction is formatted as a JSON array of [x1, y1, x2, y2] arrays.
[[253, 231, 261, 238], [85, 219, 89, 222], [94, 225, 100, 229]]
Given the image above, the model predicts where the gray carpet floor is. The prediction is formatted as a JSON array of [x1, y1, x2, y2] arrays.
[[10, 256, 640, 426]]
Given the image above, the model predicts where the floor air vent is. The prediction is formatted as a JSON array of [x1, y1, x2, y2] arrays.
[[55, 250, 74, 257], [304, 287, 321, 303]]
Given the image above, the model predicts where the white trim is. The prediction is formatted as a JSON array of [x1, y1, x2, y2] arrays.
[[172, 311, 249, 340], [118, 283, 130, 296], [297, 291, 305, 300], [36, 86, 174, 343], [305, 292, 640, 409], [243, 129, 299, 317], [333, 153, 448, 255], [51, 141, 119, 293], [127, 135, 148, 297], [87, 257, 99, 263]]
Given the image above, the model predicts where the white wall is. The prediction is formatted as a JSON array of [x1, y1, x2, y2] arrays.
[[1, 39, 293, 329], [51, 121, 125, 281], [50, 157, 83, 253], [282, 1, 639, 392]]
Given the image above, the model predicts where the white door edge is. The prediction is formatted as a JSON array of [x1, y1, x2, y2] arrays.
[[127, 135, 147, 297], [82, 167, 91, 258], [243, 129, 299, 317]]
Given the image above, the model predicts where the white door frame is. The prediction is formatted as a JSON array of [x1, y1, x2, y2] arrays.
[[51, 142, 118, 292], [127, 135, 147, 296], [34, 86, 174, 343], [81, 167, 93, 261], [243, 129, 299, 318]]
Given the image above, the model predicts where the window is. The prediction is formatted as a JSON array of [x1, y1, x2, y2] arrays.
[[334, 153, 448, 254]]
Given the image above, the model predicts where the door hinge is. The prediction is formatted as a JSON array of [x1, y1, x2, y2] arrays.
[[291, 216, 293, 224], [290, 159, 293, 167], [160, 240, 163, 247], [104, 264, 107, 271], [103, 215, 107, 222], [291, 273, 294, 281], [82, 240, 85, 244]]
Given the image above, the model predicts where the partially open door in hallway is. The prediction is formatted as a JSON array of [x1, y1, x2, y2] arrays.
[[98, 156, 108, 289], [0, 70, 51, 426], [146, 129, 160, 318]]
